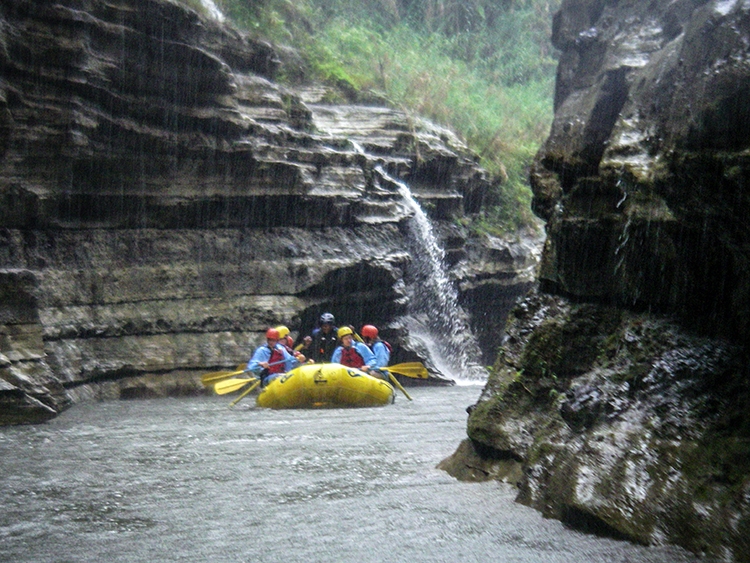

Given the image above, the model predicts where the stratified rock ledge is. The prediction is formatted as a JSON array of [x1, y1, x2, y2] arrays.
[[0, 0, 539, 421]]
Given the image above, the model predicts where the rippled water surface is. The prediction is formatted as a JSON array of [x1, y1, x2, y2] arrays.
[[1, 385, 699, 562]]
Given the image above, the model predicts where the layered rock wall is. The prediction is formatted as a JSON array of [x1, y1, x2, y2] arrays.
[[0, 0, 537, 423], [443, 1, 750, 560]]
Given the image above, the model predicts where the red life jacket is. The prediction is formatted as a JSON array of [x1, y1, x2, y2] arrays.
[[341, 345, 365, 368], [268, 346, 286, 374], [375, 339, 392, 353]]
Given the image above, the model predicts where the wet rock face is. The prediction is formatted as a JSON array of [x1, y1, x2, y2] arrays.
[[441, 0, 750, 558], [0, 0, 537, 420], [531, 0, 750, 343], [444, 289, 750, 558]]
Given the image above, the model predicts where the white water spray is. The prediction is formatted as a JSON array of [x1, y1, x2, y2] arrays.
[[199, 0, 225, 22], [348, 141, 485, 380], [375, 165, 484, 380]]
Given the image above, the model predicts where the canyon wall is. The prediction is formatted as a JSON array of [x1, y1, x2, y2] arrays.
[[0, 0, 538, 424], [442, 1, 750, 560]]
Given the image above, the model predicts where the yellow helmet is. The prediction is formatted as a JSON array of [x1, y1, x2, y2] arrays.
[[337, 326, 354, 339], [275, 325, 290, 339]]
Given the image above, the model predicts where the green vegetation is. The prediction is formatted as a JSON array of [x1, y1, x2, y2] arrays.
[[210, 0, 560, 233]]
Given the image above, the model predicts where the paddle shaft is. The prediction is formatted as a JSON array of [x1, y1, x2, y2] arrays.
[[229, 379, 261, 407], [348, 331, 426, 379], [386, 371, 413, 401], [213, 357, 294, 394], [254, 358, 290, 370], [201, 368, 247, 386]]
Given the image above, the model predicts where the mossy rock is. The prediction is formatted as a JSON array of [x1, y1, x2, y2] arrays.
[[466, 394, 513, 452], [519, 304, 622, 393]]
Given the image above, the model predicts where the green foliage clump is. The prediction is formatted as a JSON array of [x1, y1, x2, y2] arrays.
[[211, 0, 560, 233]]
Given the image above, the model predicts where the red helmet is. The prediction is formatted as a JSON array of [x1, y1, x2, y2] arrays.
[[265, 328, 280, 340], [361, 325, 378, 339]]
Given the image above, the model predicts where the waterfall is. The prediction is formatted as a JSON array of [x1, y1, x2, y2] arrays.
[[374, 165, 485, 381], [199, 0, 225, 22], [348, 141, 485, 380]]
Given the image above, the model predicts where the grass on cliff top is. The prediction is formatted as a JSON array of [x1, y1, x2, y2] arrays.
[[207, 0, 559, 235]]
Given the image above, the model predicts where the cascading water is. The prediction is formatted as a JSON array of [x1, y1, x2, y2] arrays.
[[349, 141, 485, 381], [375, 165, 485, 381], [198, 0, 225, 22]]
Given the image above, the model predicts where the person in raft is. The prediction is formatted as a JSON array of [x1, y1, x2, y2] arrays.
[[275, 325, 295, 351], [299, 312, 339, 363], [247, 328, 304, 386], [330, 326, 380, 377], [275, 325, 306, 362], [361, 324, 391, 379]]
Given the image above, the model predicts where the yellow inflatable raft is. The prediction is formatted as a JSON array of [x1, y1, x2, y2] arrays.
[[256, 363, 395, 409]]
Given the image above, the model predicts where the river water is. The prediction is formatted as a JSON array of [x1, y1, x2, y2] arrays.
[[1, 385, 698, 563]]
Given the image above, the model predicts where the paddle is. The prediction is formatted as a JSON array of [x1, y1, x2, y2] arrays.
[[214, 377, 258, 395], [386, 362, 429, 379], [351, 329, 428, 380], [384, 370, 413, 401], [204, 355, 297, 388], [201, 365, 247, 386], [353, 330, 426, 380], [229, 379, 261, 407]]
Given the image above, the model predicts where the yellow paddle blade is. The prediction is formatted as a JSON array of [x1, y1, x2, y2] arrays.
[[201, 368, 247, 386], [387, 362, 429, 379], [213, 377, 258, 395]]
